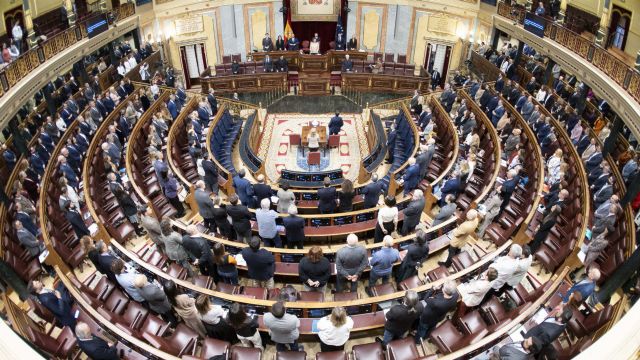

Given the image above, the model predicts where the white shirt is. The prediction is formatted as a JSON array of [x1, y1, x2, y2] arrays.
[[56, 118, 67, 132], [128, 57, 137, 69], [198, 305, 225, 325], [490, 255, 520, 289], [124, 61, 132, 72], [317, 316, 353, 346], [117, 65, 126, 76], [458, 278, 493, 307], [509, 255, 532, 286], [12, 24, 22, 40], [377, 206, 398, 223], [536, 90, 547, 102], [139, 64, 149, 80]]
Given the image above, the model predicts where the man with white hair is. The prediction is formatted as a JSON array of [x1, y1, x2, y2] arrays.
[[256, 198, 281, 247], [367, 236, 400, 294], [341, 54, 353, 72], [401, 190, 425, 235], [75, 321, 119, 359], [439, 209, 479, 267], [486, 244, 523, 299], [253, 174, 273, 204], [194, 180, 216, 232], [402, 157, 420, 195], [416, 141, 435, 180], [561, 267, 600, 304], [335, 234, 368, 292], [415, 280, 459, 342], [283, 205, 305, 249]]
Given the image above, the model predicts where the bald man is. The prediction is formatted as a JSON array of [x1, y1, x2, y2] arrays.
[[75, 322, 119, 359], [335, 234, 368, 292], [253, 174, 273, 204]]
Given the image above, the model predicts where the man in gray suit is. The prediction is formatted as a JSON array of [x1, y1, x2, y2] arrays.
[[401, 190, 426, 235], [134, 275, 177, 326], [88, 101, 103, 125], [195, 180, 216, 233], [15, 220, 45, 257], [416, 139, 436, 180], [432, 194, 457, 226], [593, 176, 614, 209], [487, 336, 542, 360]]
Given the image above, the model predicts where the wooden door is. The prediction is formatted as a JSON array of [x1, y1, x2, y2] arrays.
[[180, 43, 208, 89]]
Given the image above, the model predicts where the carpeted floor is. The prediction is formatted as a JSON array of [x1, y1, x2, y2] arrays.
[[258, 113, 368, 183]]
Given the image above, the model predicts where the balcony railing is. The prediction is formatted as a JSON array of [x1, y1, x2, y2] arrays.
[[496, 1, 640, 105], [0, 3, 135, 99]]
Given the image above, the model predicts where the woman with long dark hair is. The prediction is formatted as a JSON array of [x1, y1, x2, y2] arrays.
[[338, 179, 355, 212], [112, 186, 146, 236], [226, 302, 262, 350]]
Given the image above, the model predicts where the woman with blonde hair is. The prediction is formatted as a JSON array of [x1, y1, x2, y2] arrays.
[[195, 294, 237, 342], [317, 306, 353, 352]]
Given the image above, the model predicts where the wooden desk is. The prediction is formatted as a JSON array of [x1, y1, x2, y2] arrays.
[[301, 125, 327, 147], [298, 72, 331, 95]]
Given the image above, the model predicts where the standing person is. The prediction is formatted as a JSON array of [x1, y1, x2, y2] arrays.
[[439, 210, 479, 267], [276, 181, 295, 213], [317, 307, 353, 352], [182, 225, 215, 277], [432, 194, 457, 227], [213, 243, 239, 285], [160, 219, 193, 277], [111, 259, 146, 303], [298, 246, 331, 292], [163, 280, 207, 337], [232, 169, 255, 208], [253, 175, 273, 204], [256, 198, 281, 247], [195, 180, 216, 232], [328, 111, 344, 135], [134, 275, 177, 326], [112, 187, 146, 236], [211, 196, 233, 239], [401, 190, 425, 235], [362, 174, 383, 208], [367, 236, 400, 293], [75, 322, 119, 360], [283, 205, 305, 249], [80, 236, 101, 273], [477, 189, 502, 237], [458, 267, 498, 308], [226, 303, 262, 350], [195, 294, 231, 339], [335, 234, 368, 293], [141, 206, 163, 253], [338, 179, 355, 212], [402, 158, 421, 195], [162, 170, 186, 218], [201, 153, 219, 193], [374, 196, 398, 243], [226, 194, 252, 243], [28, 280, 76, 330], [529, 205, 561, 252], [317, 177, 337, 213], [241, 237, 275, 289], [263, 301, 301, 351], [395, 230, 430, 283], [415, 281, 459, 343], [377, 290, 423, 346]]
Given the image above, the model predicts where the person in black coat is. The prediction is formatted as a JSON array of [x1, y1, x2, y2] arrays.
[[112, 187, 146, 236], [386, 125, 397, 163], [378, 290, 423, 346], [96, 241, 118, 283], [317, 177, 337, 213], [498, 169, 519, 214], [253, 175, 273, 204], [182, 225, 215, 277], [395, 230, 430, 283], [401, 190, 426, 235], [529, 205, 561, 252], [202, 154, 219, 193], [64, 202, 91, 238], [28, 280, 76, 330], [338, 179, 355, 212], [524, 307, 572, 350], [298, 246, 331, 291], [226, 195, 253, 243], [240, 237, 275, 288], [283, 206, 305, 249], [362, 174, 383, 209], [75, 322, 119, 360], [415, 281, 459, 342], [211, 196, 234, 239]]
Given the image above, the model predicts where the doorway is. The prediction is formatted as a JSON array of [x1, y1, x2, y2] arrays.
[[424, 42, 452, 89], [3, 6, 23, 38], [608, 5, 632, 51], [179, 43, 208, 89]]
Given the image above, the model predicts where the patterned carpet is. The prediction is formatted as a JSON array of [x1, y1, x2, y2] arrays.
[[258, 113, 367, 183]]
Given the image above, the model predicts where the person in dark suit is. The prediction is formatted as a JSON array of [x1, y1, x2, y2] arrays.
[[15, 220, 45, 257], [28, 280, 76, 330], [416, 140, 436, 180], [498, 169, 519, 214], [347, 35, 358, 50], [253, 174, 273, 204], [211, 196, 234, 239], [75, 322, 119, 360], [395, 231, 430, 283], [232, 169, 255, 208], [317, 177, 337, 214], [415, 280, 459, 342], [491, 336, 543, 360], [439, 171, 461, 206], [262, 33, 274, 51], [328, 112, 344, 135], [338, 179, 355, 212], [287, 34, 300, 51], [584, 144, 603, 173], [264, 55, 274, 72], [231, 60, 240, 74], [433, 195, 457, 226], [401, 190, 425, 235], [341, 54, 353, 72], [529, 204, 561, 252], [96, 241, 118, 283], [386, 124, 397, 164], [430, 69, 441, 91], [283, 205, 305, 249], [494, 74, 504, 93], [59, 155, 80, 189], [226, 195, 253, 243], [335, 32, 346, 50], [182, 225, 215, 276], [14, 203, 38, 236], [524, 307, 572, 350], [276, 55, 288, 72], [195, 180, 216, 232], [167, 94, 178, 120], [593, 176, 614, 209], [275, 35, 285, 51], [560, 268, 600, 304], [362, 174, 383, 209], [207, 88, 218, 114], [402, 158, 421, 195], [134, 275, 177, 326], [64, 202, 91, 238], [202, 153, 219, 193]]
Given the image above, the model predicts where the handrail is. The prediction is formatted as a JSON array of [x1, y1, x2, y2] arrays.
[[429, 96, 460, 186], [441, 266, 570, 359], [205, 104, 235, 195], [387, 103, 421, 194]]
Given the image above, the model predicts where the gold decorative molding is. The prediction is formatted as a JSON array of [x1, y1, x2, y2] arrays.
[[427, 13, 458, 35], [290, 0, 341, 22], [174, 15, 204, 36], [363, 11, 381, 50], [250, 10, 267, 50]]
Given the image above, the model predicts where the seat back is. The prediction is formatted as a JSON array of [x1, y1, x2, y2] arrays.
[[277, 351, 308, 360], [169, 323, 198, 357], [328, 134, 340, 147], [308, 151, 321, 166], [316, 351, 347, 360], [429, 320, 464, 354], [397, 54, 407, 64], [387, 338, 419, 360], [231, 346, 262, 360], [201, 338, 230, 359], [352, 342, 384, 360], [333, 292, 358, 301], [289, 134, 301, 146], [299, 291, 324, 302], [399, 275, 423, 290]]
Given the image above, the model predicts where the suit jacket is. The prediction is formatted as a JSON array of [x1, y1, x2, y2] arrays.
[[283, 215, 305, 243], [441, 177, 460, 197], [232, 176, 255, 207], [403, 164, 421, 192], [182, 235, 212, 265], [450, 218, 479, 248], [195, 189, 215, 218], [207, 94, 218, 112], [226, 204, 252, 232], [328, 116, 344, 134], [77, 336, 119, 360], [433, 203, 456, 226], [501, 177, 518, 198], [317, 187, 337, 212], [585, 152, 603, 173], [496, 342, 532, 360], [15, 212, 38, 236], [65, 210, 90, 237], [167, 100, 178, 119], [416, 146, 435, 179], [139, 283, 172, 314], [38, 290, 76, 328], [202, 159, 218, 187], [253, 183, 273, 204], [525, 320, 566, 347], [362, 181, 383, 208], [403, 198, 425, 230], [17, 228, 43, 256]]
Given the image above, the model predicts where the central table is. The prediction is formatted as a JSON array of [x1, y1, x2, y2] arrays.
[[301, 125, 327, 147]]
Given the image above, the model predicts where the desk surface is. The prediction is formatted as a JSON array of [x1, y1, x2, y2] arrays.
[[301, 125, 327, 146]]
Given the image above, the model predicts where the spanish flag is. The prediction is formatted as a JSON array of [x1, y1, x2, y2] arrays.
[[284, 19, 293, 43]]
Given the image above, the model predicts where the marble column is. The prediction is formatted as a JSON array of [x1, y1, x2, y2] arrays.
[[595, 2, 611, 47], [23, 8, 36, 49], [635, 51, 640, 72], [557, 0, 567, 23], [64, 0, 76, 26]]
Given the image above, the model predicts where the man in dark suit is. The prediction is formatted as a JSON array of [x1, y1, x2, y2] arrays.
[[283, 205, 305, 249], [276, 56, 288, 72], [593, 176, 614, 209], [416, 140, 436, 180], [202, 153, 219, 193], [433, 195, 457, 226], [439, 172, 461, 206], [386, 125, 397, 164], [262, 33, 273, 51], [195, 180, 216, 232], [491, 100, 505, 126], [415, 280, 459, 342], [226, 195, 253, 243], [430, 69, 441, 90], [167, 94, 178, 120], [75, 322, 119, 360], [207, 88, 218, 114], [328, 111, 344, 135], [264, 55, 274, 72], [96, 242, 118, 283], [499, 169, 519, 214], [231, 60, 240, 74], [135, 275, 177, 326], [524, 307, 572, 349], [182, 225, 215, 276], [491, 336, 543, 360], [584, 144, 603, 173], [287, 34, 300, 51], [418, 107, 432, 130], [14, 203, 38, 236], [494, 74, 504, 93], [64, 202, 91, 238], [401, 190, 425, 235], [197, 102, 212, 127], [362, 174, 383, 209], [347, 35, 357, 50], [15, 220, 45, 257], [410, 90, 420, 114], [232, 169, 255, 208], [341, 54, 353, 72], [253, 174, 273, 204], [402, 157, 421, 195], [317, 177, 337, 213], [28, 280, 76, 330], [525, 76, 538, 94]]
